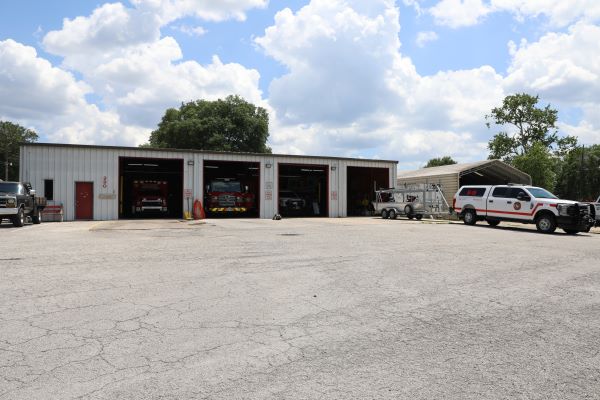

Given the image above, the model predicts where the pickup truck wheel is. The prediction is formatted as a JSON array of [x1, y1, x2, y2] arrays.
[[415, 214, 423, 220], [32, 210, 41, 224], [535, 214, 556, 234], [486, 220, 500, 227], [404, 205, 413, 216], [463, 209, 477, 225], [12, 208, 25, 227], [381, 210, 389, 219], [563, 229, 579, 234], [389, 209, 397, 219]]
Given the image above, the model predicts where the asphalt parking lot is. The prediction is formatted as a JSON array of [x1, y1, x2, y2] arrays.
[[1, 217, 600, 399]]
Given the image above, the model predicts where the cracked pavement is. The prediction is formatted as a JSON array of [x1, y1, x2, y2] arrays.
[[1, 218, 600, 399]]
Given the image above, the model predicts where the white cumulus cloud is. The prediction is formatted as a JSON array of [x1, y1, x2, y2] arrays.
[[131, 0, 269, 23], [429, 0, 600, 29], [429, 0, 491, 28], [0, 39, 148, 145], [416, 31, 439, 47], [41, 1, 265, 131], [491, 0, 600, 27], [504, 23, 600, 104], [257, 0, 504, 164]]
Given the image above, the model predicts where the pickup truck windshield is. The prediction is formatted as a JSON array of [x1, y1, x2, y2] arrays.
[[0, 183, 20, 193], [527, 188, 558, 199]]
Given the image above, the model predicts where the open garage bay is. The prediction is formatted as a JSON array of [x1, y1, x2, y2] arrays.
[[203, 160, 260, 218], [119, 157, 183, 219], [1, 219, 600, 399], [278, 164, 328, 217]]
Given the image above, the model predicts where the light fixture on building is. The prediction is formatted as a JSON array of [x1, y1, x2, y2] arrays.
[[331, 166, 337, 171], [265, 163, 272, 168], [187, 160, 194, 166]]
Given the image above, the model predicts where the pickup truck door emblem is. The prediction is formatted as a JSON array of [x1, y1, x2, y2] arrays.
[[514, 202, 521, 210]]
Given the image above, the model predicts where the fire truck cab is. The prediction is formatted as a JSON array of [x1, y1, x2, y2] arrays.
[[205, 179, 255, 214]]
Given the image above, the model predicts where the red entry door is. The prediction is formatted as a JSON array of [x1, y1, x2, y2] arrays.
[[75, 182, 94, 220]]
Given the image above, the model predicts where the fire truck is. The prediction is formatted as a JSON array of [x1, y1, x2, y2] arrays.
[[204, 179, 255, 214], [132, 180, 168, 215]]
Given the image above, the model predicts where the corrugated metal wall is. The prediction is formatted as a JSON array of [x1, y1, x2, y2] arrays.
[[20, 145, 397, 220]]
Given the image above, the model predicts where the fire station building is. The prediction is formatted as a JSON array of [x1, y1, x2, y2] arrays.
[[19, 143, 397, 221]]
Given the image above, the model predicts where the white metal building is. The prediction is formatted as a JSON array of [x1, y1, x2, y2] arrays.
[[20, 143, 397, 221]]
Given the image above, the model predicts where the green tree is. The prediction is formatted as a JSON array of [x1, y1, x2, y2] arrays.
[[511, 142, 557, 190], [424, 156, 457, 168], [555, 145, 600, 201], [147, 95, 271, 153], [0, 121, 38, 181], [486, 93, 577, 162]]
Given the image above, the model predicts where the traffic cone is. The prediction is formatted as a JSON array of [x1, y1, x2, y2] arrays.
[[193, 199, 206, 220]]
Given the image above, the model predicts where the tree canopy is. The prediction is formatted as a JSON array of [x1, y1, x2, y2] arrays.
[[555, 145, 600, 201], [147, 95, 271, 153], [486, 93, 577, 162], [424, 156, 457, 168], [511, 142, 557, 189], [0, 120, 38, 181]]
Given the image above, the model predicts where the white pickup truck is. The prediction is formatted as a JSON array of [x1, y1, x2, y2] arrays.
[[453, 184, 594, 234]]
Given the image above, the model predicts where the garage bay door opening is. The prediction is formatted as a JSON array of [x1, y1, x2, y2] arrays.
[[347, 167, 389, 216], [119, 157, 183, 219], [278, 164, 328, 217], [203, 160, 260, 218]]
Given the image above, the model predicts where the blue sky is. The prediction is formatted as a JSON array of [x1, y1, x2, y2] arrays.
[[1, 0, 599, 169]]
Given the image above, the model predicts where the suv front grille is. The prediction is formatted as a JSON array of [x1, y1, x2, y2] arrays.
[[579, 204, 591, 216]]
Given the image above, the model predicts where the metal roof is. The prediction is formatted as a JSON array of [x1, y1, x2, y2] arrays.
[[21, 142, 398, 164], [397, 159, 531, 183]]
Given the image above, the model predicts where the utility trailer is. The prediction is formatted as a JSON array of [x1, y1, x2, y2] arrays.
[[373, 183, 451, 220]]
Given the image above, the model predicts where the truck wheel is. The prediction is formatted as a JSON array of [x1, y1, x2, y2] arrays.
[[389, 209, 397, 219], [463, 209, 477, 225], [381, 210, 389, 219], [415, 214, 423, 220], [12, 208, 25, 227], [563, 229, 579, 235], [535, 214, 556, 234], [404, 205, 413, 217], [487, 220, 500, 227], [32, 209, 42, 224]]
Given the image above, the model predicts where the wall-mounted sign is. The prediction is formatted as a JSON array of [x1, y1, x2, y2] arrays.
[[265, 190, 272, 200], [98, 193, 116, 200], [331, 191, 338, 201], [184, 189, 193, 199]]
